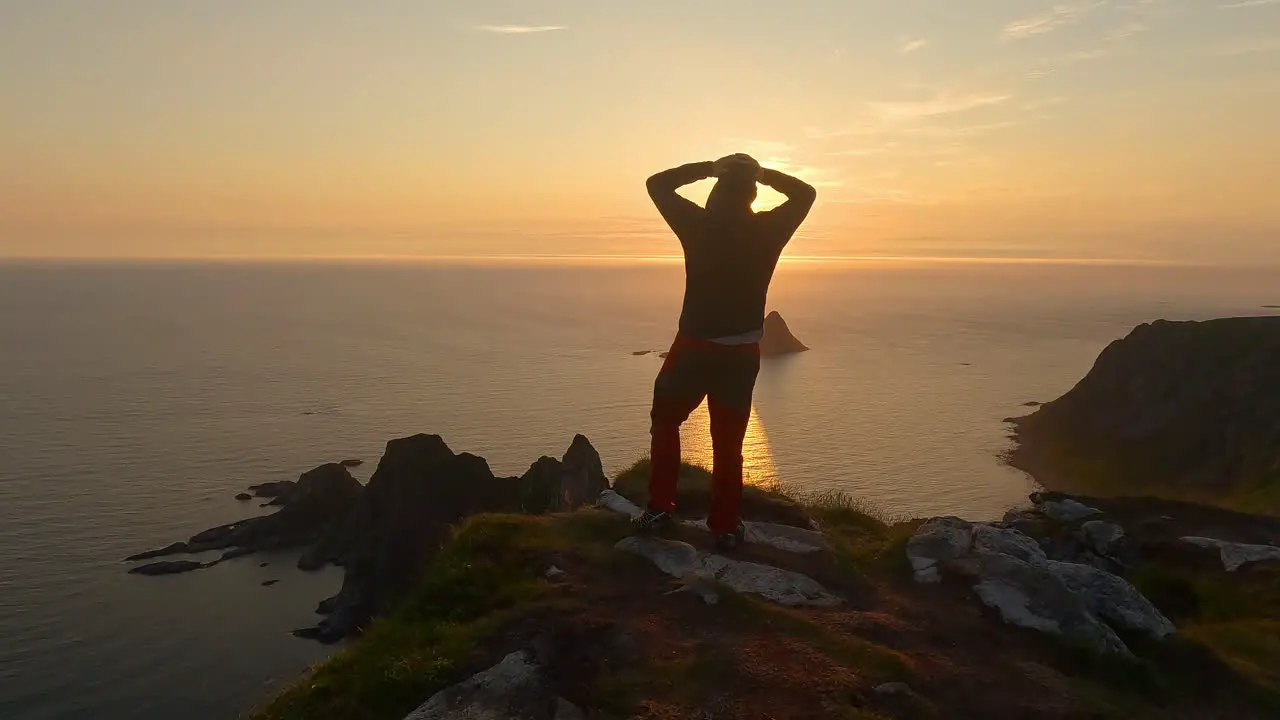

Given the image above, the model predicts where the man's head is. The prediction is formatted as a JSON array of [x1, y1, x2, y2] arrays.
[[706, 153, 760, 217]]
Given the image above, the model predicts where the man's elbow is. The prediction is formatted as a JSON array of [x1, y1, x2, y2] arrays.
[[794, 182, 817, 208]]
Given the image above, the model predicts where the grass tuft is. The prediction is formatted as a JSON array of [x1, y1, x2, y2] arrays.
[[250, 514, 553, 720]]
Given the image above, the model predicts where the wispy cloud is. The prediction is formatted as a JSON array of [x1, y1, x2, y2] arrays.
[[868, 93, 1012, 122], [1208, 37, 1280, 55], [1222, 0, 1280, 8], [899, 37, 929, 54], [1106, 23, 1150, 42], [473, 25, 566, 34], [1002, 4, 1099, 40]]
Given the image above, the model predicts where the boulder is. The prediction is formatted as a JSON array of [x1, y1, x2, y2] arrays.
[[1180, 536, 1280, 572], [235, 492, 253, 501], [678, 518, 830, 555], [596, 489, 642, 518], [1035, 497, 1102, 524], [340, 458, 363, 468], [129, 560, 205, 576], [759, 311, 809, 357], [615, 535, 841, 607], [972, 524, 1048, 564], [1080, 517, 1131, 558], [1046, 560, 1175, 639], [949, 553, 1130, 656], [403, 651, 552, 720], [908, 516, 1175, 655], [906, 516, 974, 583]]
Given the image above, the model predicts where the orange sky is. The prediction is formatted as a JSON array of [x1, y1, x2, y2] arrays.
[[3, 1, 1279, 261]]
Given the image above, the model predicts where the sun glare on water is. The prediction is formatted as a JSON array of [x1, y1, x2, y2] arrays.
[[679, 402, 778, 487]]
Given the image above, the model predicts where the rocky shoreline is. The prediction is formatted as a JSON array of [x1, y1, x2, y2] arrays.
[[126, 434, 609, 642]]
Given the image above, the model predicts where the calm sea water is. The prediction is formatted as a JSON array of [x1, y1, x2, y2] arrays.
[[2, 258, 1278, 719]]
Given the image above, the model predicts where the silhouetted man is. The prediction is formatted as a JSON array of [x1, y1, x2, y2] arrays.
[[635, 153, 816, 550]]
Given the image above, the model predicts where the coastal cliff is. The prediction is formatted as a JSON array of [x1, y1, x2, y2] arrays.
[[181, 446, 1272, 720], [1008, 316, 1280, 514], [126, 317, 1280, 718]]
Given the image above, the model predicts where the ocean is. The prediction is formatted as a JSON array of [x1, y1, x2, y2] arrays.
[[2, 258, 1277, 719]]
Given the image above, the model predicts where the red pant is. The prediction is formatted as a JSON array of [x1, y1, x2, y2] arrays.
[[648, 333, 761, 534]]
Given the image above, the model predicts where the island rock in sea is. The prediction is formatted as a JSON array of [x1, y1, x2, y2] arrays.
[[1007, 316, 1280, 513], [759, 311, 809, 357]]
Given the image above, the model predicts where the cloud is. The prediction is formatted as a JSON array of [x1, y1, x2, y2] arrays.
[[1209, 37, 1280, 55], [899, 37, 929, 54], [1002, 4, 1094, 40], [1222, 0, 1280, 8], [473, 25, 566, 34], [868, 93, 1012, 122], [1106, 23, 1149, 42]]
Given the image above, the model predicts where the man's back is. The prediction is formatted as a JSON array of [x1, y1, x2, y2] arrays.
[[646, 159, 816, 340]]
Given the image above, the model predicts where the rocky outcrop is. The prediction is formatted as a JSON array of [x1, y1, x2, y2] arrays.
[[246, 480, 297, 499], [296, 434, 608, 643], [1008, 317, 1280, 509], [402, 645, 591, 720], [907, 498, 1175, 655], [759, 311, 809, 356], [125, 465, 363, 564], [129, 560, 207, 576], [615, 536, 841, 607], [596, 490, 830, 555], [403, 651, 550, 720], [124, 542, 191, 562], [127, 435, 609, 643], [1180, 536, 1280, 572]]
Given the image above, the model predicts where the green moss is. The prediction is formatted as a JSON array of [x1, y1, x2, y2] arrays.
[[1184, 621, 1280, 697], [250, 514, 554, 720], [1133, 564, 1280, 624], [612, 457, 796, 506], [719, 591, 913, 681]]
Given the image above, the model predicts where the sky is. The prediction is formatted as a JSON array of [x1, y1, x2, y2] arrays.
[[2, 0, 1279, 261]]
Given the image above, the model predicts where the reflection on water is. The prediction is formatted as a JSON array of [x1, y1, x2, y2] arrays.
[[678, 402, 778, 487]]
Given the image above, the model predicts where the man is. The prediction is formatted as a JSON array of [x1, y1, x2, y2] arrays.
[[635, 153, 817, 550]]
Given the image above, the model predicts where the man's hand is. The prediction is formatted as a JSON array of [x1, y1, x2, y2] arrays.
[[713, 153, 761, 182]]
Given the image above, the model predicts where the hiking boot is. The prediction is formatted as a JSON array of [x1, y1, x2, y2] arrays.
[[633, 509, 674, 534], [714, 521, 747, 553]]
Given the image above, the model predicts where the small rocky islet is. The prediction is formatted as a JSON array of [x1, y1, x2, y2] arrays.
[[632, 309, 810, 358]]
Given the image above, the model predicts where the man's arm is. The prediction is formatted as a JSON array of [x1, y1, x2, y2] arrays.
[[757, 168, 817, 241], [646, 161, 714, 238]]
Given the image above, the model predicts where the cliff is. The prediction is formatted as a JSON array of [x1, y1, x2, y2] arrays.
[[1008, 317, 1280, 514], [238, 442, 1280, 720]]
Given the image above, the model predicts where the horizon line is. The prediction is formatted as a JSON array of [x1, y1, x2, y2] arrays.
[[0, 253, 1252, 268]]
